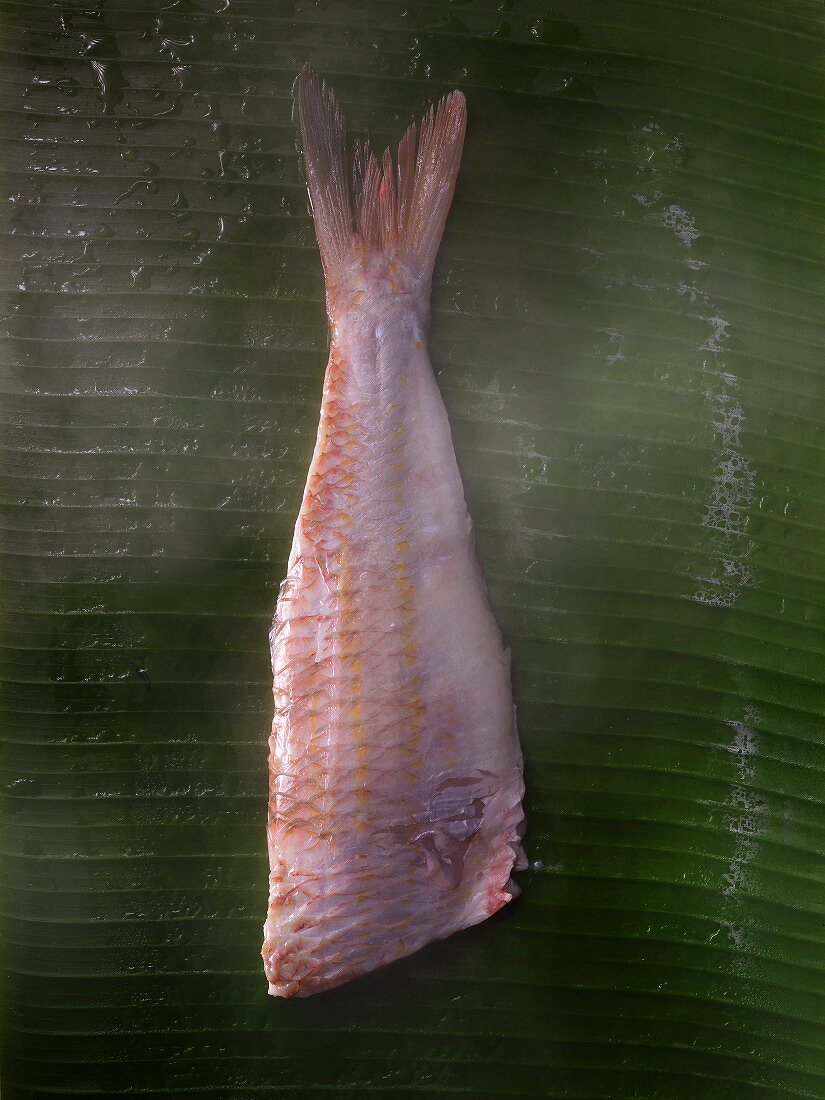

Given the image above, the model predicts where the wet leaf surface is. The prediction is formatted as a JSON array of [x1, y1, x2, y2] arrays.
[[1, 1, 824, 1097]]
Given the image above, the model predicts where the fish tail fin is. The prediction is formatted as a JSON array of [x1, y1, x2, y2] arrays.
[[294, 65, 355, 280], [354, 89, 467, 281], [296, 66, 466, 284]]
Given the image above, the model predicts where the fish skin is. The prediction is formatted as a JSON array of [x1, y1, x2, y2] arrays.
[[262, 71, 525, 999]]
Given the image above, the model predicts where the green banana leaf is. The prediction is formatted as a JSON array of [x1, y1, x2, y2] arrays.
[[2, 0, 824, 1096]]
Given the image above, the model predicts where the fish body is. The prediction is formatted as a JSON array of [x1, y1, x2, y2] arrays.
[[262, 69, 525, 998]]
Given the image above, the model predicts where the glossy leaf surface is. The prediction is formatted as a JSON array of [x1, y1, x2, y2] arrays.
[[1, 1, 824, 1097]]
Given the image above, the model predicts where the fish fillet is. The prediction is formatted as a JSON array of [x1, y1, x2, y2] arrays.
[[262, 67, 525, 998]]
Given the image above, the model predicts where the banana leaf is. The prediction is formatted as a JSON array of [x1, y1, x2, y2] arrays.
[[2, 0, 824, 1096]]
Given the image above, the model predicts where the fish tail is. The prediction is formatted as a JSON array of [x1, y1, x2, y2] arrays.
[[295, 65, 466, 283]]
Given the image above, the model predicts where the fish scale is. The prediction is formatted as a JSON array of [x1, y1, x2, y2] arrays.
[[262, 67, 525, 998]]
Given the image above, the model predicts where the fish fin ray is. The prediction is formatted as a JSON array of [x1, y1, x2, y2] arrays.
[[296, 66, 466, 282], [397, 89, 466, 279], [295, 65, 354, 279]]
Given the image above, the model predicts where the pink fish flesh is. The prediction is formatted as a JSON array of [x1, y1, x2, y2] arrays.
[[262, 67, 526, 998]]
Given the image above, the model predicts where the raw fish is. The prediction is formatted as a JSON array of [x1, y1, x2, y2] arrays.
[[262, 67, 525, 998]]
